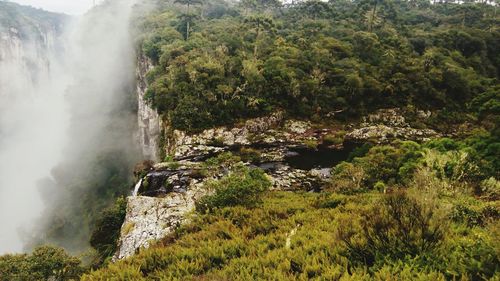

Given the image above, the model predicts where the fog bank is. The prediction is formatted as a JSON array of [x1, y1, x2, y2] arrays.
[[0, 0, 140, 253]]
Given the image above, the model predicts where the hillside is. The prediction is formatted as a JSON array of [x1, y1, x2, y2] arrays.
[[0, 0, 498, 280], [0, 1, 66, 37], [84, 0, 499, 279], [138, 0, 499, 134]]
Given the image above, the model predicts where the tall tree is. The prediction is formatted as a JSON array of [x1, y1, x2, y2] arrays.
[[244, 16, 275, 58], [175, 0, 203, 40]]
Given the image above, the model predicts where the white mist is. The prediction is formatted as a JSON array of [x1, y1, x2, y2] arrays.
[[0, 0, 138, 253]]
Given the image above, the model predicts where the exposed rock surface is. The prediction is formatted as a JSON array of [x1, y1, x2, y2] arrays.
[[117, 108, 442, 260], [115, 160, 330, 259], [136, 55, 161, 161], [346, 108, 439, 143], [114, 184, 206, 260], [168, 111, 288, 159]]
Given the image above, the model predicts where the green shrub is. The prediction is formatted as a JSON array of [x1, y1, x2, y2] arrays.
[[479, 177, 500, 200], [328, 162, 366, 194], [0, 246, 83, 281], [238, 147, 262, 163], [450, 204, 484, 227], [208, 137, 225, 147], [304, 139, 319, 150], [313, 194, 345, 209], [346, 143, 373, 161], [84, 190, 498, 280], [196, 168, 271, 212], [337, 191, 445, 267], [323, 131, 345, 146], [374, 181, 386, 192], [438, 228, 500, 280], [90, 197, 127, 264], [203, 152, 241, 170]]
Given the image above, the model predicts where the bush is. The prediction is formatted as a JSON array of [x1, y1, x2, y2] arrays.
[[196, 167, 271, 212], [450, 204, 484, 227], [328, 162, 366, 194], [313, 194, 346, 209], [346, 143, 373, 161], [323, 131, 346, 146], [90, 197, 127, 264], [439, 228, 500, 280], [238, 147, 262, 163], [337, 191, 445, 267], [304, 139, 319, 150], [0, 246, 83, 281], [479, 177, 500, 200], [374, 181, 386, 192]]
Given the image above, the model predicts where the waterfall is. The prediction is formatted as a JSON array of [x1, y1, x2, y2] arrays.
[[132, 178, 143, 197]]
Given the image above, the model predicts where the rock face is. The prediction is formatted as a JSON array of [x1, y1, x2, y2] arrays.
[[136, 55, 161, 161], [113, 185, 206, 260], [0, 16, 62, 100], [346, 108, 439, 143], [168, 111, 287, 160]]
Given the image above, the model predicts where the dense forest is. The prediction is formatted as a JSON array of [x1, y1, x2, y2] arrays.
[[139, 0, 499, 133], [0, 0, 499, 280]]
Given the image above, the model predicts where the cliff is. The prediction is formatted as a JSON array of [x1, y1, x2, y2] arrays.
[[0, 2, 66, 99]]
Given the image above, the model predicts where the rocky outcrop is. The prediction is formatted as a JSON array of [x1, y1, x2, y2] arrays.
[[113, 184, 206, 260], [168, 111, 287, 159], [0, 3, 65, 98], [346, 108, 439, 143], [115, 108, 443, 260], [136, 55, 161, 161], [114, 158, 331, 259]]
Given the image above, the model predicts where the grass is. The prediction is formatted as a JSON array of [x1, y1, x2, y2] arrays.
[[82, 189, 499, 280]]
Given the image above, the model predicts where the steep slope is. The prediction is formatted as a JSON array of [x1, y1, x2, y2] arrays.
[[86, 0, 499, 279], [0, 0, 498, 279]]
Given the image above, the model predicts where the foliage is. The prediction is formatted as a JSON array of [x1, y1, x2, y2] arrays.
[[328, 162, 366, 194], [0, 246, 83, 281], [138, 0, 500, 132], [89, 197, 128, 265], [83, 190, 498, 280], [29, 150, 137, 254], [237, 147, 262, 163], [337, 191, 445, 268], [196, 167, 271, 212]]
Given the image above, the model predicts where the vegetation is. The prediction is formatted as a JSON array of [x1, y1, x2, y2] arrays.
[[196, 167, 271, 212], [83, 188, 498, 280], [0, 1, 67, 37], [83, 130, 498, 280], [0, 246, 83, 281], [28, 151, 137, 255], [89, 197, 128, 265], [139, 0, 499, 132], [2, 0, 498, 280]]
